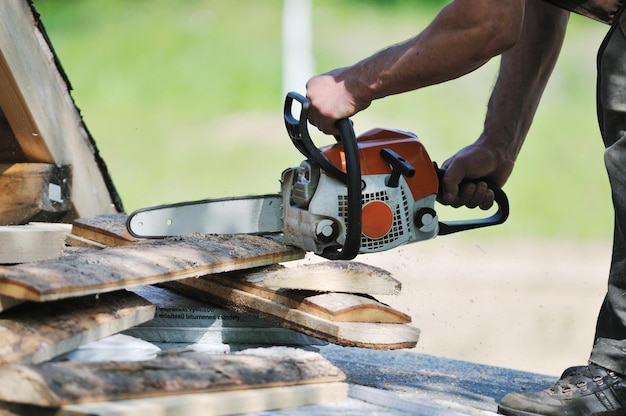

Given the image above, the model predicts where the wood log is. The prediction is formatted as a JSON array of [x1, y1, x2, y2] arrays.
[[0, 223, 70, 264], [0, 1, 122, 218], [0, 290, 155, 365], [265, 260, 402, 295], [0, 347, 346, 407], [0, 163, 72, 225], [164, 275, 420, 350], [0, 234, 304, 302], [71, 215, 138, 247]]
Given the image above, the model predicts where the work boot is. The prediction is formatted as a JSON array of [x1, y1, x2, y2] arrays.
[[498, 363, 626, 415]]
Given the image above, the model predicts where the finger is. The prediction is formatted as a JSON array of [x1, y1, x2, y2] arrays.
[[464, 181, 488, 209], [479, 189, 495, 210], [455, 181, 477, 208]]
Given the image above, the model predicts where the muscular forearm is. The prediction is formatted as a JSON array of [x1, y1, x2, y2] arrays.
[[348, 0, 525, 101], [479, 0, 569, 164], [439, 0, 569, 208]]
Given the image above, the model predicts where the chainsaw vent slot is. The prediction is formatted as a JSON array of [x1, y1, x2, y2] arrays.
[[338, 189, 413, 252]]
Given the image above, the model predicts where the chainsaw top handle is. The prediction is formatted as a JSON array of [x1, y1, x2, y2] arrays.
[[284, 91, 362, 260], [435, 166, 510, 235]]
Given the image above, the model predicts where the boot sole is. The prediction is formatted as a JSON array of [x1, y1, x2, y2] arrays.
[[498, 404, 626, 416]]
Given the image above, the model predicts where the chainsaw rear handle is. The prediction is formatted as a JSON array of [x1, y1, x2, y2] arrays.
[[284, 91, 362, 260], [435, 167, 510, 235]]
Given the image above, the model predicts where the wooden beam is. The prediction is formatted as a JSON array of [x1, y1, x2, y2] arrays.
[[0, 290, 155, 365], [0, 347, 345, 407], [0, 234, 304, 302], [0, 163, 72, 225], [0, 1, 121, 217]]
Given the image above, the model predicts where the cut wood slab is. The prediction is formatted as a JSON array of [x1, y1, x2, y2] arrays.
[[125, 285, 324, 346], [0, 223, 70, 264], [0, 347, 346, 407], [266, 260, 402, 295], [0, 290, 155, 365], [0, 234, 304, 302], [0, 163, 72, 225], [71, 215, 138, 247], [164, 272, 420, 350], [211, 266, 411, 324]]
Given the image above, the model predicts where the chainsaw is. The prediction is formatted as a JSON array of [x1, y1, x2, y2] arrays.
[[126, 92, 509, 260]]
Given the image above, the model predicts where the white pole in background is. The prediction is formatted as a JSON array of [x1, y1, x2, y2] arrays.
[[282, 0, 314, 95]]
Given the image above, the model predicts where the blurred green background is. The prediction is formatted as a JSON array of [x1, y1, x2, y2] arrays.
[[34, 0, 612, 242]]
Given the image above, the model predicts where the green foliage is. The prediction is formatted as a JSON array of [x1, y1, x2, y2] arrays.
[[32, 1, 613, 241]]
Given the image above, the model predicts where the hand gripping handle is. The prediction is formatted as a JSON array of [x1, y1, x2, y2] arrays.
[[435, 167, 510, 235], [283, 92, 362, 260]]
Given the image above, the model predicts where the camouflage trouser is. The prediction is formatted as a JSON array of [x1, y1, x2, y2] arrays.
[[589, 7, 626, 374]]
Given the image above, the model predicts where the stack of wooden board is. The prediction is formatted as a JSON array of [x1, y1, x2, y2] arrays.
[[63, 214, 420, 350]]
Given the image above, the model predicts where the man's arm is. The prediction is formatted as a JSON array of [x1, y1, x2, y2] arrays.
[[306, 0, 526, 134], [441, 0, 569, 209]]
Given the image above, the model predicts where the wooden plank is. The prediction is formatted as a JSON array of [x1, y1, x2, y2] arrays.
[[54, 383, 348, 416], [0, 347, 346, 407], [125, 285, 324, 346], [0, 290, 155, 365], [65, 234, 107, 250], [71, 215, 138, 247], [0, 234, 304, 302], [164, 277, 420, 350], [0, 223, 69, 264], [265, 260, 402, 295], [0, 1, 122, 218], [211, 266, 411, 323], [0, 163, 72, 225]]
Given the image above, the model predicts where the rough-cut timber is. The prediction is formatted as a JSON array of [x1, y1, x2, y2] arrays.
[[164, 274, 420, 350], [71, 215, 138, 247], [55, 383, 348, 416], [0, 223, 69, 264], [0, 290, 155, 365], [265, 260, 402, 295], [0, 163, 72, 225], [0, 234, 304, 301], [0, 347, 346, 407], [210, 266, 411, 323], [0, 0, 122, 217]]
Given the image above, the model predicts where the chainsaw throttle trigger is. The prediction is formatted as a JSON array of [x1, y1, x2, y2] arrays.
[[380, 148, 416, 188], [435, 167, 510, 235]]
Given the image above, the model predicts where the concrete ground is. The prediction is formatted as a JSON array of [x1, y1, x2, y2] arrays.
[[291, 236, 611, 377]]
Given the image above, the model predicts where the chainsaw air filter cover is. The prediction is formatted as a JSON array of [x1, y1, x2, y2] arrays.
[[281, 128, 441, 255]]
